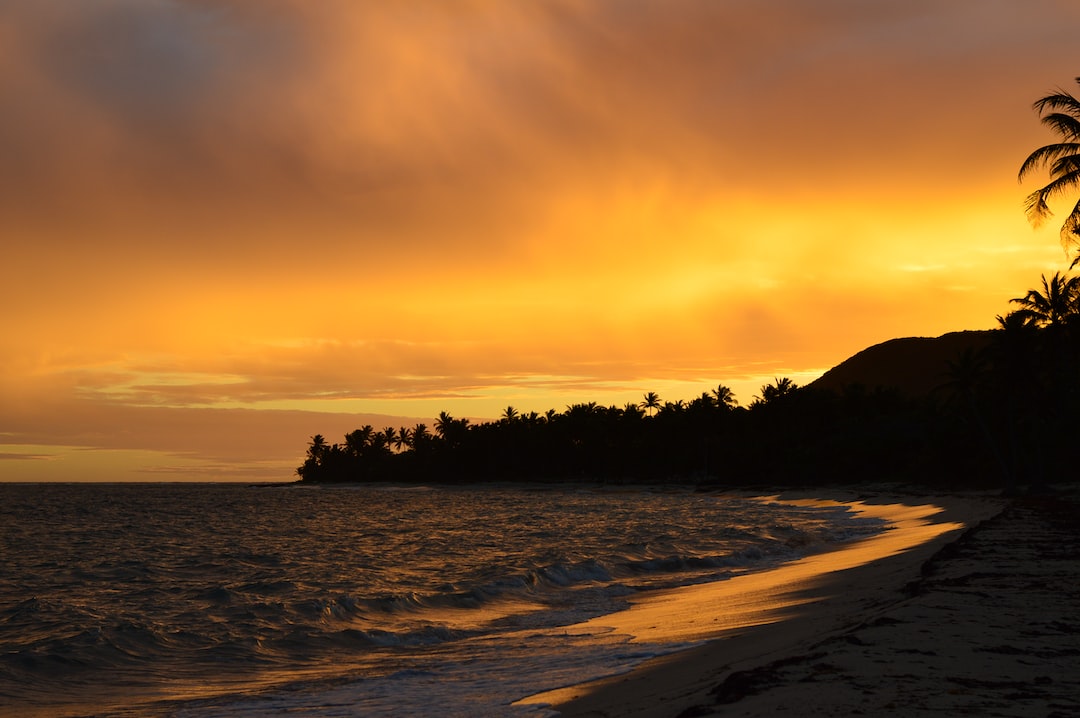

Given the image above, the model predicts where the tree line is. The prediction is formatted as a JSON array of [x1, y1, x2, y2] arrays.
[[296, 278, 1077, 491]]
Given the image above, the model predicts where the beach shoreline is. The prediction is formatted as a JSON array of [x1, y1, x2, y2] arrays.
[[522, 488, 1023, 717]]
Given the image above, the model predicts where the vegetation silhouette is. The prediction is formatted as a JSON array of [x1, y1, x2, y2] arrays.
[[1020, 76, 1080, 265], [1009, 271, 1080, 328], [639, 392, 661, 417], [296, 274, 1079, 494]]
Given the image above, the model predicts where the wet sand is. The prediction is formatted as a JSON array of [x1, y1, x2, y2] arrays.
[[521, 490, 1080, 717]]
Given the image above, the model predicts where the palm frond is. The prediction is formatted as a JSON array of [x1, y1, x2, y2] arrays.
[[1048, 170, 1080, 197], [1023, 80, 1080, 249], [1032, 89, 1080, 117], [1011, 286, 1051, 312], [1007, 295, 1042, 314], [1023, 172, 1080, 226], [997, 310, 1039, 331], [1023, 188, 1053, 226], [1018, 143, 1080, 181], [1062, 197, 1080, 260], [1008, 272, 1080, 327], [1007, 308, 1043, 329], [1040, 112, 1080, 141], [1065, 271, 1080, 295], [1051, 154, 1080, 177]]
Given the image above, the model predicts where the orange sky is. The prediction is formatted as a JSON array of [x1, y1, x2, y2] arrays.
[[3, 0, 1079, 481]]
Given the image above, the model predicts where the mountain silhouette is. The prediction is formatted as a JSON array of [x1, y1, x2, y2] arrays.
[[809, 330, 995, 398]]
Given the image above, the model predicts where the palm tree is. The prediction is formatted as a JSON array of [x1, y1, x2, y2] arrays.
[[411, 423, 430, 449], [434, 411, 454, 439], [501, 406, 519, 423], [639, 392, 661, 417], [1019, 77, 1080, 264], [996, 310, 1038, 331], [297, 433, 329, 480], [659, 399, 686, 415], [395, 426, 412, 452], [754, 377, 797, 406], [434, 411, 468, 445], [344, 426, 374, 457], [380, 426, 397, 452], [712, 384, 738, 409], [307, 434, 328, 462], [1008, 271, 1080, 328], [565, 402, 599, 415]]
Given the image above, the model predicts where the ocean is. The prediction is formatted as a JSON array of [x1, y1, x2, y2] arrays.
[[0, 483, 887, 717]]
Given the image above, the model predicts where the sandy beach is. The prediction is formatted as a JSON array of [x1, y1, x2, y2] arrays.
[[524, 489, 1080, 717]]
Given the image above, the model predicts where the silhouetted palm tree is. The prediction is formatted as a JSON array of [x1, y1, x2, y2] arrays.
[[996, 311, 1038, 331], [1019, 77, 1080, 264], [712, 384, 738, 409], [344, 426, 374, 457], [501, 406, 519, 423], [753, 377, 797, 407], [659, 399, 686, 415], [1008, 271, 1080, 328], [411, 423, 431, 450], [566, 402, 599, 415], [434, 411, 455, 439], [378, 427, 397, 453], [396, 426, 412, 452], [434, 411, 469, 446], [639, 392, 661, 417], [307, 434, 328, 462]]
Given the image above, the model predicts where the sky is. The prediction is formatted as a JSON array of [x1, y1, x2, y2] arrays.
[[2, 0, 1079, 482]]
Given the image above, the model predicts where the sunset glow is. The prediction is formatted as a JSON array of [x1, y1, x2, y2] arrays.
[[3, 1, 1078, 481]]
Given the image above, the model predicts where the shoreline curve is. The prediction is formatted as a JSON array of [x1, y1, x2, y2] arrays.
[[519, 490, 1004, 717]]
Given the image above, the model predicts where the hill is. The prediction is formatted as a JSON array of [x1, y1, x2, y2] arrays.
[[809, 330, 995, 398]]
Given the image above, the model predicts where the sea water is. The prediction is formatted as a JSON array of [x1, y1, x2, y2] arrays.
[[0, 483, 886, 717]]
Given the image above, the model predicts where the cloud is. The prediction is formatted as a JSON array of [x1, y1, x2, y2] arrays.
[[4, 0, 1075, 269], [0, 451, 55, 462], [35, 1, 232, 118]]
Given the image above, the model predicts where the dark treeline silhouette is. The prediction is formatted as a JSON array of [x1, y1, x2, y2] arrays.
[[295, 276, 1078, 493], [296, 273, 1080, 492]]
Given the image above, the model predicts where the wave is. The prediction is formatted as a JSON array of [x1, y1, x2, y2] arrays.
[[0, 484, 889, 716], [0, 540, 824, 696]]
